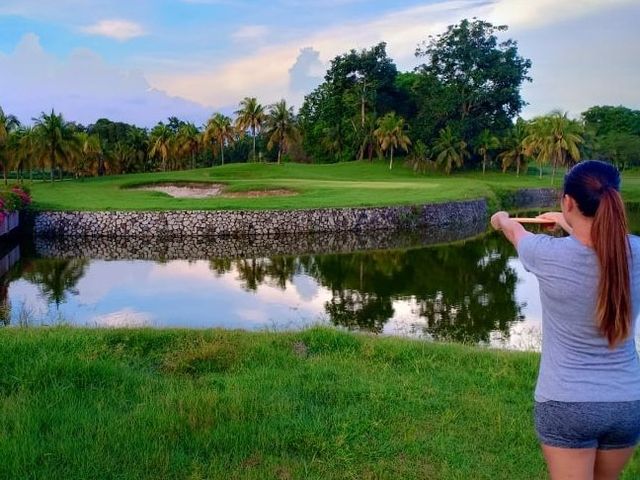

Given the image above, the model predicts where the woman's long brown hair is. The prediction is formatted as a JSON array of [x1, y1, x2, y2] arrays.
[[591, 188, 631, 347], [564, 160, 631, 347]]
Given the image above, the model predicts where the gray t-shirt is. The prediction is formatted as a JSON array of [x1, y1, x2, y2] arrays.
[[517, 233, 640, 402]]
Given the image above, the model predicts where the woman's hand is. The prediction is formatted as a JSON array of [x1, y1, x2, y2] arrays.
[[491, 211, 510, 230], [491, 211, 531, 248], [536, 212, 573, 234]]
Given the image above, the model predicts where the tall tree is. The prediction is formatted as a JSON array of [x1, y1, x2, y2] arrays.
[[498, 119, 528, 176], [0, 107, 20, 184], [474, 129, 500, 175], [33, 110, 79, 182], [205, 113, 235, 166], [299, 43, 401, 162], [524, 112, 583, 183], [265, 100, 299, 164], [373, 112, 411, 170], [149, 123, 174, 172], [75, 132, 103, 178], [235, 97, 265, 162], [177, 123, 201, 170], [415, 19, 531, 144], [432, 126, 469, 174]]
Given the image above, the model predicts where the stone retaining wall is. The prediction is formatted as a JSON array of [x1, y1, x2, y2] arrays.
[[31, 188, 558, 238], [33, 199, 486, 237]]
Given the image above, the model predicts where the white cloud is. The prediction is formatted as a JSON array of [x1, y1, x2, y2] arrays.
[[81, 19, 146, 41], [0, 34, 211, 127], [231, 25, 270, 42], [147, 0, 639, 115]]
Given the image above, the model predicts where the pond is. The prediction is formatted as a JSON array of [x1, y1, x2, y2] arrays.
[[2, 206, 640, 352]]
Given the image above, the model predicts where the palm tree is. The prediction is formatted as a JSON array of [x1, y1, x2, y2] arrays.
[[17, 127, 38, 182], [373, 112, 411, 170], [126, 128, 149, 173], [32, 110, 79, 182], [265, 100, 299, 164], [0, 108, 20, 184], [475, 129, 500, 175], [523, 117, 552, 179], [355, 113, 378, 162], [524, 112, 583, 183], [235, 97, 265, 162], [498, 119, 528, 176], [75, 132, 103, 178], [204, 113, 235, 166], [177, 123, 201, 170], [405, 140, 432, 174], [432, 126, 469, 174], [149, 123, 173, 172], [547, 111, 583, 184]]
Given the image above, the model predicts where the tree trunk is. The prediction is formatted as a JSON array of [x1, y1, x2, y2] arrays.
[[389, 147, 394, 170], [221, 144, 225, 166], [516, 155, 520, 177], [50, 151, 54, 183], [252, 127, 257, 163], [482, 153, 487, 175]]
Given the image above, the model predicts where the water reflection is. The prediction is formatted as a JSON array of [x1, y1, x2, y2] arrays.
[[2, 203, 639, 352], [3, 231, 526, 345]]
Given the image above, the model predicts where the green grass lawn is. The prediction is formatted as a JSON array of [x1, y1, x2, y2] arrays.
[[1, 327, 638, 479], [26, 161, 640, 212]]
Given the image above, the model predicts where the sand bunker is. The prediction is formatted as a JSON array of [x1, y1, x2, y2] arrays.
[[138, 183, 295, 199]]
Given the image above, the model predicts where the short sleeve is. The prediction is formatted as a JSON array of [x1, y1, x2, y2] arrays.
[[517, 234, 546, 275]]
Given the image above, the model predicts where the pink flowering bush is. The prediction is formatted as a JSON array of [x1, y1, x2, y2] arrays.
[[0, 186, 31, 226]]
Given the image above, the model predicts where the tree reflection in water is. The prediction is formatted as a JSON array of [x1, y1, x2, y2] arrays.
[[206, 232, 524, 343], [22, 258, 88, 308]]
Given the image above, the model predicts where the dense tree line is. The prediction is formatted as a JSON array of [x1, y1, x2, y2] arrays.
[[0, 18, 639, 183]]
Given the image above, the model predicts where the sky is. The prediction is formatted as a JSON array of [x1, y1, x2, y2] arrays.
[[0, 0, 638, 127]]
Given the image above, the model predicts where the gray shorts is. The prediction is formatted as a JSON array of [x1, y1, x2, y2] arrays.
[[534, 400, 640, 450]]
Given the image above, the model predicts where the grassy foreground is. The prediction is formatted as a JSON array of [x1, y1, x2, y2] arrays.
[[24, 161, 622, 212], [1, 328, 638, 479]]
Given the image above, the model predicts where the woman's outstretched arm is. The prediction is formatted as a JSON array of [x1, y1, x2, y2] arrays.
[[491, 211, 532, 248]]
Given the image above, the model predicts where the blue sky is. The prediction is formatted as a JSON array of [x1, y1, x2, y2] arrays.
[[1, 0, 638, 127]]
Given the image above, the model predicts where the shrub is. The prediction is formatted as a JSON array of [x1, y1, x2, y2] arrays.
[[0, 186, 31, 224]]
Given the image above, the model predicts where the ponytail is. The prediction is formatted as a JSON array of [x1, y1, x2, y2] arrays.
[[591, 188, 631, 347]]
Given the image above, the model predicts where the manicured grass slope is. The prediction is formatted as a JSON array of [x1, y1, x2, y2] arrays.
[[1, 328, 638, 479], [28, 161, 640, 212]]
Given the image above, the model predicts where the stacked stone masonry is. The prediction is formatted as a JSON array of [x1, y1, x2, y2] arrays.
[[32, 188, 558, 238]]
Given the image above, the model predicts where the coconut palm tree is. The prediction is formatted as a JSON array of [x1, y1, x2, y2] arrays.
[[355, 113, 378, 162], [32, 110, 79, 182], [235, 97, 265, 162], [149, 123, 173, 172], [373, 112, 411, 170], [17, 127, 39, 182], [432, 126, 469, 174], [126, 128, 149, 173], [405, 140, 433, 174], [475, 129, 500, 175], [524, 112, 583, 183], [498, 119, 528, 176], [265, 100, 299, 164], [75, 132, 103, 178], [204, 113, 235, 166], [177, 123, 201, 170], [0, 108, 20, 184]]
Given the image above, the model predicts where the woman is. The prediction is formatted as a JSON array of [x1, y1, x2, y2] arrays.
[[491, 160, 640, 480]]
